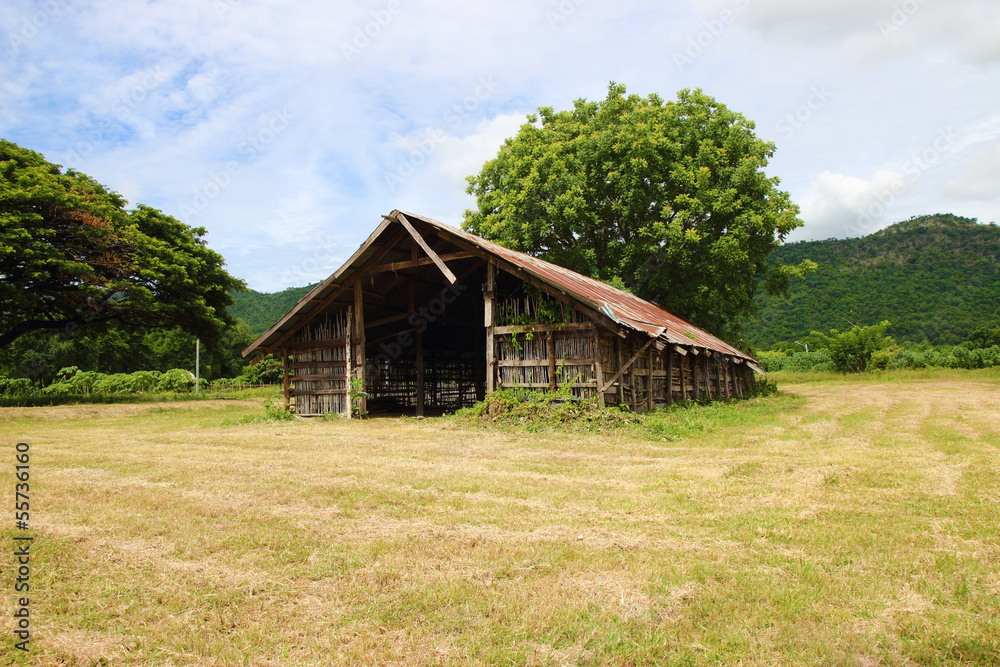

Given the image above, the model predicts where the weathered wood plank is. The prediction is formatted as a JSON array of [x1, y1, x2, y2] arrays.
[[283, 337, 348, 351], [485, 261, 496, 394], [493, 322, 595, 335], [396, 213, 458, 284], [498, 358, 595, 368], [371, 251, 476, 274]]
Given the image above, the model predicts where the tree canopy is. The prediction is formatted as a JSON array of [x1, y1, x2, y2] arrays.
[[463, 84, 814, 342], [0, 139, 244, 349]]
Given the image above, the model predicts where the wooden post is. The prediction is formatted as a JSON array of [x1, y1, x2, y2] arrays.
[[646, 348, 654, 411], [345, 306, 353, 418], [691, 354, 701, 401], [630, 343, 638, 411], [416, 331, 424, 417], [593, 331, 605, 408], [354, 280, 366, 416], [484, 261, 496, 395], [714, 359, 722, 399], [615, 338, 624, 406], [547, 333, 557, 392], [684, 352, 692, 401], [665, 349, 674, 406], [282, 348, 290, 411], [475, 319, 486, 402]]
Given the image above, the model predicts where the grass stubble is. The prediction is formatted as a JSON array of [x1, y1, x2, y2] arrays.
[[0, 371, 998, 665]]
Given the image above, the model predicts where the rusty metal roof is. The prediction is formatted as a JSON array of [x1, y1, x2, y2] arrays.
[[400, 212, 754, 362], [244, 210, 755, 364]]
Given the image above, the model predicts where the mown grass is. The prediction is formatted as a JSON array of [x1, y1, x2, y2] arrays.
[[1, 375, 998, 665]]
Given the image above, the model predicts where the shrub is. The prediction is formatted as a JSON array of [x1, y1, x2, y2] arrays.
[[157, 369, 196, 393], [812, 321, 896, 373], [0, 377, 33, 396]]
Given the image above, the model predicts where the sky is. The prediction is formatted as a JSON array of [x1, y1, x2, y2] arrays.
[[2, 0, 999, 293]]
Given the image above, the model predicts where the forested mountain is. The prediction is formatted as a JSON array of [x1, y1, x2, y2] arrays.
[[229, 284, 317, 335], [749, 214, 1000, 347]]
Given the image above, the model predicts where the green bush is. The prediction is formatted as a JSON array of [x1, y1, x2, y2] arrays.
[[812, 321, 897, 373], [157, 369, 195, 393], [0, 377, 33, 396], [758, 350, 833, 373], [239, 354, 283, 384]]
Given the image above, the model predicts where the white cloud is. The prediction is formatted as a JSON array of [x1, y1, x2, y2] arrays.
[[435, 113, 527, 186], [944, 145, 1000, 200], [694, 0, 1000, 65], [794, 169, 912, 240], [3, 0, 1000, 289]]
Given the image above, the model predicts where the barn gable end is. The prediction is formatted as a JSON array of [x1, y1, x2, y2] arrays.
[[242, 210, 759, 416]]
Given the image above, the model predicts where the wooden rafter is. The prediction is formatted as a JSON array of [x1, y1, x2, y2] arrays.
[[396, 213, 457, 284]]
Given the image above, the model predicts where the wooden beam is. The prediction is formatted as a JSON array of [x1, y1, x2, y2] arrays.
[[354, 280, 366, 416], [282, 349, 290, 411], [665, 349, 674, 406], [547, 333, 557, 391], [396, 213, 457, 284], [499, 358, 595, 368], [600, 336, 657, 394], [345, 305, 353, 418], [615, 338, 624, 406], [371, 251, 476, 274], [415, 330, 424, 417], [673, 345, 688, 356], [485, 261, 496, 394], [693, 352, 701, 401], [282, 337, 348, 351], [646, 347, 654, 411], [593, 331, 605, 408], [493, 322, 595, 335]]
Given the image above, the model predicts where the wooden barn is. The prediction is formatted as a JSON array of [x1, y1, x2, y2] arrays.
[[242, 210, 761, 416]]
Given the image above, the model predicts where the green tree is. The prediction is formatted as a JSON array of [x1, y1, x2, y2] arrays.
[[812, 321, 897, 373], [464, 84, 814, 341], [0, 139, 244, 349]]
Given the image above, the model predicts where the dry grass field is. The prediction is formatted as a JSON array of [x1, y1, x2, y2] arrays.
[[1, 373, 999, 665]]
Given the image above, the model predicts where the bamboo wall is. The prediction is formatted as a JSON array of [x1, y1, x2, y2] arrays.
[[491, 290, 755, 409], [286, 311, 349, 416]]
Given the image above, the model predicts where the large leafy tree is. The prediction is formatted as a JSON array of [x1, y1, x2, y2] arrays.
[[0, 139, 244, 349], [464, 84, 815, 341]]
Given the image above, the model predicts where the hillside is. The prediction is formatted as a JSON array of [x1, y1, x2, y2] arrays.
[[228, 284, 317, 335], [750, 214, 1000, 347]]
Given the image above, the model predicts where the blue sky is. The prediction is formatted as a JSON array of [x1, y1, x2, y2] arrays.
[[3, 0, 999, 292]]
